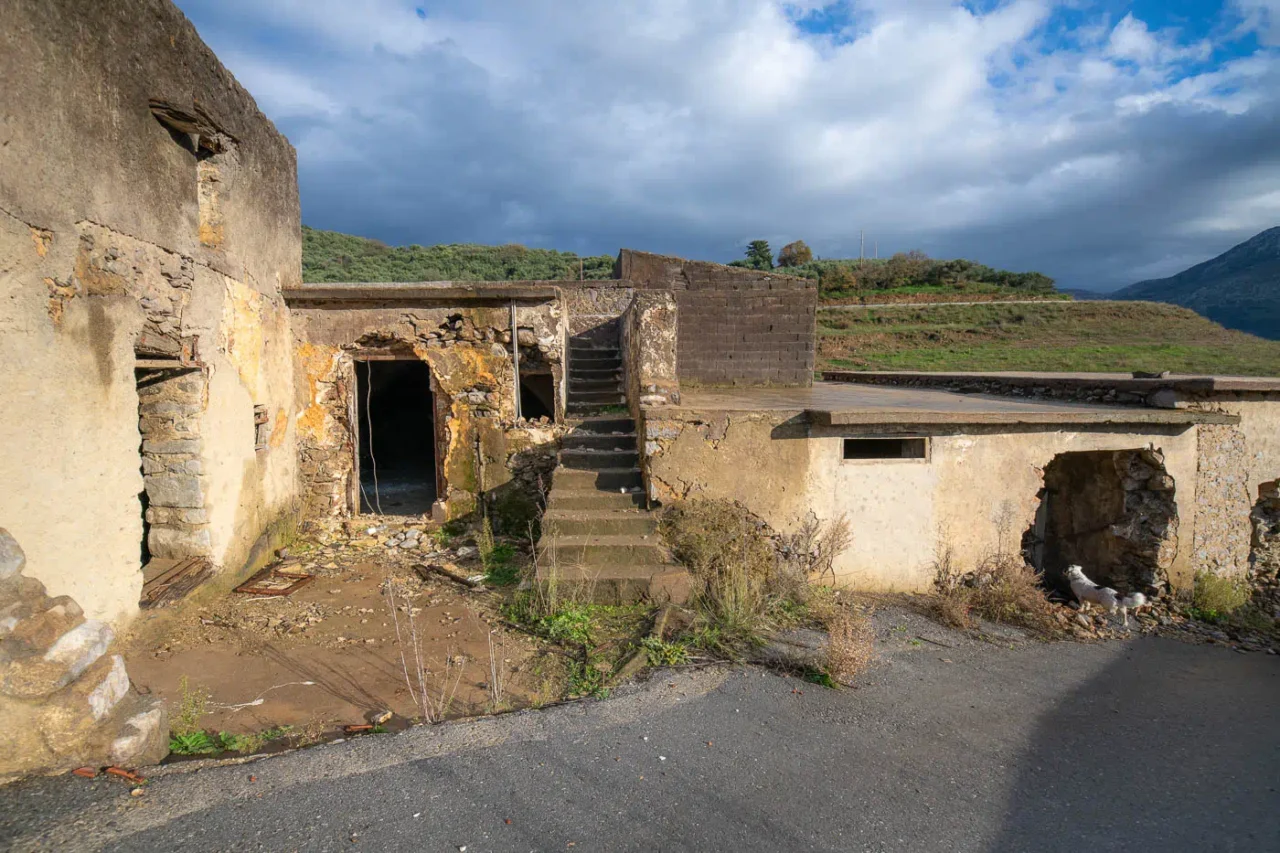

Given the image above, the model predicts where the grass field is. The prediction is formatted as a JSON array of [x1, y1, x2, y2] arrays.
[[819, 301, 1280, 376]]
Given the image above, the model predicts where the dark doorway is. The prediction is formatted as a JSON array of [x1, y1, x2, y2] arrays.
[[356, 360, 437, 515], [520, 373, 556, 421]]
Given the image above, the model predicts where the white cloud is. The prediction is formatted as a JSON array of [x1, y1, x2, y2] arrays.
[[177, 0, 1280, 289]]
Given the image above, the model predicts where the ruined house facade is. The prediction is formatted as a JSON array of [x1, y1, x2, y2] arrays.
[[5, 1, 1280, 670], [1, 0, 301, 628]]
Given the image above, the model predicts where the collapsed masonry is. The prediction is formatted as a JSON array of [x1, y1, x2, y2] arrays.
[[0, 530, 167, 783]]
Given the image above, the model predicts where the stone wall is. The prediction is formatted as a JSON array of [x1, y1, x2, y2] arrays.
[[822, 371, 1164, 406], [622, 290, 680, 410], [1191, 424, 1255, 579], [562, 283, 634, 346], [618, 250, 817, 387], [0, 529, 167, 783], [0, 0, 301, 624], [288, 296, 565, 525]]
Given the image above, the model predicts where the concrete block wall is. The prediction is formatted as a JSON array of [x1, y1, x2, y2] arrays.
[[617, 250, 817, 387]]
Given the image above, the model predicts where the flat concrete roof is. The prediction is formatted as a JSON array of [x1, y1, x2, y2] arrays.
[[668, 382, 1236, 426], [823, 370, 1280, 393]]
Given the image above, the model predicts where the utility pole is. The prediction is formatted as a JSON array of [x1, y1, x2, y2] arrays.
[[860, 230, 865, 268], [579, 258, 583, 281], [874, 239, 878, 260]]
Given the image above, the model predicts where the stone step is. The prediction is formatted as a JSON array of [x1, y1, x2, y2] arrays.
[[562, 432, 636, 451], [546, 488, 647, 511], [570, 344, 620, 355], [553, 466, 643, 491], [540, 534, 667, 565], [570, 367, 622, 381], [570, 358, 619, 371], [560, 448, 639, 470], [533, 563, 690, 605], [567, 416, 635, 434], [543, 509, 657, 537], [569, 379, 623, 394], [567, 403, 628, 417], [568, 391, 626, 405]]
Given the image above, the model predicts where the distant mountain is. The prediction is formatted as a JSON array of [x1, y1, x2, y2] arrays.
[[1114, 227, 1280, 340]]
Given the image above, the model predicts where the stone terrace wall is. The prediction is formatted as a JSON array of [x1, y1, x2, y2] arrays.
[[618, 250, 816, 386], [0, 0, 301, 624]]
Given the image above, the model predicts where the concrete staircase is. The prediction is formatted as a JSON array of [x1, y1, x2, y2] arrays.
[[538, 336, 689, 604]]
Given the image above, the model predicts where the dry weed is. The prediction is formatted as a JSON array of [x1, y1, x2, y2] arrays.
[[822, 608, 875, 685], [967, 552, 1057, 634], [929, 539, 1056, 635], [659, 499, 777, 651], [778, 512, 854, 585]]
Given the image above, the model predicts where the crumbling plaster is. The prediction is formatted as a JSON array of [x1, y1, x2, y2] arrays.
[[643, 410, 1200, 592], [289, 301, 565, 523], [0, 0, 302, 625], [1178, 396, 1280, 578]]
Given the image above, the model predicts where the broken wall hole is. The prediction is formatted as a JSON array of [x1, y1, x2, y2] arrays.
[[356, 359, 438, 516], [1249, 480, 1280, 609], [1023, 449, 1178, 595]]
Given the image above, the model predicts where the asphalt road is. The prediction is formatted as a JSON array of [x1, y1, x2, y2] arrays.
[[3, 619, 1278, 852]]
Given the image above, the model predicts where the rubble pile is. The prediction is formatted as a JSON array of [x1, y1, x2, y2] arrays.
[[0, 529, 168, 782]]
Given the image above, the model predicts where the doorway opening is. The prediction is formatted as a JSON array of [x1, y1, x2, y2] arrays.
[[356, 360, 437, 515]]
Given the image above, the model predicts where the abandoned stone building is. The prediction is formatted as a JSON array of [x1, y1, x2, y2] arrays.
[[3, 0, 1280, 779]]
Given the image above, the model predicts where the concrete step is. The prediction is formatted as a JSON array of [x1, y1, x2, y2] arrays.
[[562, 432, 636, 451], [568, 391, 626, 405], [533, 563, 690, 605], [560, 448, 639, 470], [553, 466, 643, 491], [540, 534, 667, 565], [567, 416, 634, 434], [569, 379, 623, 394], [570, 350, 619, 363], [570, 367, 622, 381], [543, 509, 657, 537], [567, 402, 628, 416], [547, 488, 647, 511]]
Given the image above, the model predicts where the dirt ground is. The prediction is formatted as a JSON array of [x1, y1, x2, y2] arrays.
[[122, 520, 563, 747]]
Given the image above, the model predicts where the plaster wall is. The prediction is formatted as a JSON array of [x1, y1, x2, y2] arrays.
[[0, 0, 301, 625], [644, 411, 1199, 592]]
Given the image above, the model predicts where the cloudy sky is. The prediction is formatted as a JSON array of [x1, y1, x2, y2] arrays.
[[173, 0, 1280, 291]]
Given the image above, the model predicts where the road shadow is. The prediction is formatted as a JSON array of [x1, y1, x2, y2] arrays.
[[988, 639, 1280, 852]]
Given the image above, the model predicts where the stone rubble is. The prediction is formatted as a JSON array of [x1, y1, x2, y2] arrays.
[[0, 529, 168, 783]]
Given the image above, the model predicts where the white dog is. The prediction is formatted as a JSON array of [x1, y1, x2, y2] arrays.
[[1066, 565, 1147, 627]]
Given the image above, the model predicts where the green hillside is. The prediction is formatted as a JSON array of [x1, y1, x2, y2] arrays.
[[819, 301, 1280, 376], [302, 226, 616, 283]]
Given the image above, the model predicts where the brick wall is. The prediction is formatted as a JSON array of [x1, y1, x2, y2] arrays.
[[617, 250, 816, 386]]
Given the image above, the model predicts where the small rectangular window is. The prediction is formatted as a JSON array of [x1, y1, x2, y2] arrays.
[[843, 437, 927, 461], [254, 405, 270, 451]]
